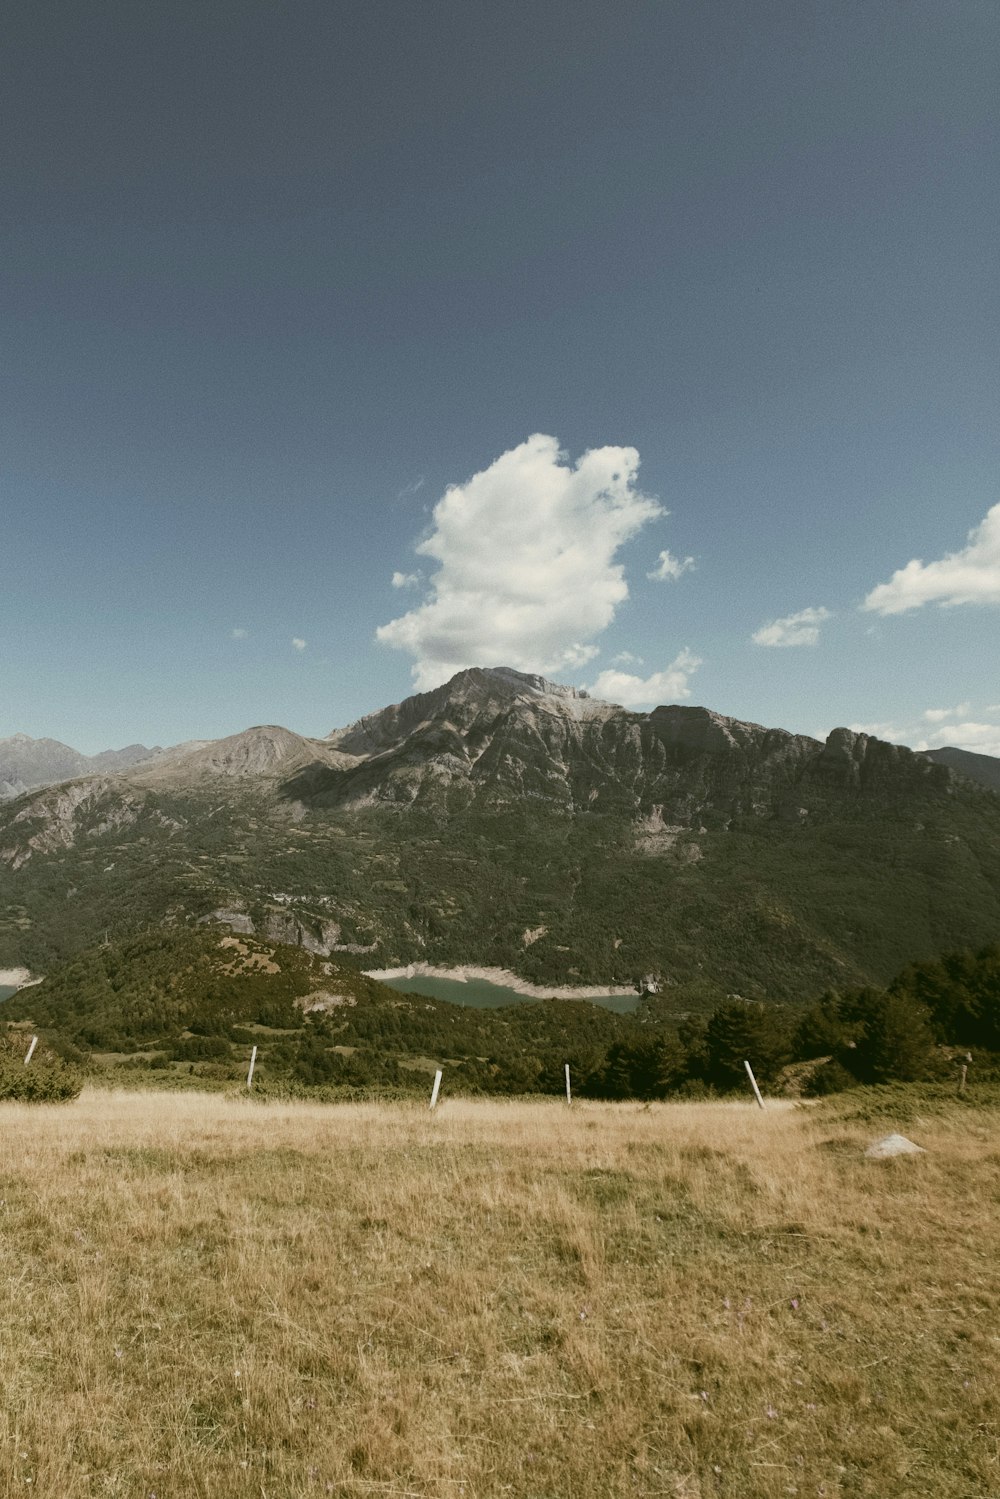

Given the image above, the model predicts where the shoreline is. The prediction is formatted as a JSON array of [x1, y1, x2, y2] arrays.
[[364, 961, 638, 1000], [0, 967, 37, 989]]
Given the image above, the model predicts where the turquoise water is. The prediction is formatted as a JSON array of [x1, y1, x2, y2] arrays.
[[376, 972, 640, 1014], [0, 986, 18, 1004]]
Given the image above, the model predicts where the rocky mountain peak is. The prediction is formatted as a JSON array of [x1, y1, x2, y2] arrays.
[[138, 725, 317, 780]]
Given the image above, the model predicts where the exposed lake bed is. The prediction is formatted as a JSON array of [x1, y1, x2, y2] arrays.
[[368, 963, 642, 1013], [0, 968, 35, 1002]]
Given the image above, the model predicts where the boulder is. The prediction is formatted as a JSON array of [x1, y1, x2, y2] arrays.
[[865, 1133, 926, 1159]]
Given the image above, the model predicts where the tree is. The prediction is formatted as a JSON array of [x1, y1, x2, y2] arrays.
[[704, 1000, 792, 1091], [844, 988, 936, 1083]]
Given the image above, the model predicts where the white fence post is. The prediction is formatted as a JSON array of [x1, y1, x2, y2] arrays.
[[246, 1045, 258, 1090], [564, 1063, 572, 1105], [743, 1059, 765, 1109], [23, 1035, 38, 1066], [429, 1069, 443, 1110]]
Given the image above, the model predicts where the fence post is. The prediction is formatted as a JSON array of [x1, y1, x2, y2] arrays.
[[743, 1059, 765, 1110], [246, 1045, 258, 1090], [564, 1063, 572, 1105], [429, 1069, 443, 1110], [23, 1035, 38, 1066]]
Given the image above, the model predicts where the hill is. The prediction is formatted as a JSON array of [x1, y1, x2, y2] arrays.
[[2, 667, 1000, 1000], [924, 744, 1000, 794], [2, 926, 648, 1094]]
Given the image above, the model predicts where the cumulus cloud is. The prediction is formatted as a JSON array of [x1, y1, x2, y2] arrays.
[[923, 721, 1000, 758], [292, 638, 307, 651], [610, 651, 642, 666], [648, 548, 695, 582], [231, 627, 248, 639], [862, 503, 1000, 614], [377, 434, 666, 689], [846, 721, 911, 743], [391, 571, 420, 589], [752, 606, 832, 648], [923, 703, 971, 723], [588, 649, 702, 709]]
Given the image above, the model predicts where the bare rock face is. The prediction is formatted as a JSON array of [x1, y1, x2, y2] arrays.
[[200, 905, 344, 956], [0, 778, 145, 868], [134, 725, 357, 783], [312, 668, 828, 820]]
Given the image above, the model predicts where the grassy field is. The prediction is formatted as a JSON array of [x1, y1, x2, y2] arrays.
[[0, 1090, 996, 1499]]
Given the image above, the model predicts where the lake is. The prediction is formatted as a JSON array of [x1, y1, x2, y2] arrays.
[[376, 972, 640, 1014], [0, 986, 19, 1004]]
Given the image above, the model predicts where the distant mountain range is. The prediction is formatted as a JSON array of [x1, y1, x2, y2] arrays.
[[2, 667, 999, 1001], [0, 735, 165, 800], [5, 697, 999, 799]]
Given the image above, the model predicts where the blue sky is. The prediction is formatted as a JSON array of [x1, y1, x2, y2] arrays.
[[2, 1, 998, 754]]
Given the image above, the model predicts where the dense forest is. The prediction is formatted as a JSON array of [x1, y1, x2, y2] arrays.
[[3, 925, 999, 1101]]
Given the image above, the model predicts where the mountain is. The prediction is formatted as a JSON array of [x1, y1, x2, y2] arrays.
[[924, 745, 1000, 794], [0, 734, 164, 801], [1, 667, 1000, 1003]]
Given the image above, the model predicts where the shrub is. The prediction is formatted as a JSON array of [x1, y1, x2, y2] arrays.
[[804, 1058, 858, 1096], [0, 1033, 83, 1102]]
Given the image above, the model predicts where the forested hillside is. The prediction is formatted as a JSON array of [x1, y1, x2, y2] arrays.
[[5, 927, 1000, 1100]]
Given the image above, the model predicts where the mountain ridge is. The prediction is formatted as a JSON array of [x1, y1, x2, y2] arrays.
[[2, 667, 999, 1001], [0, 734, 166, 801]]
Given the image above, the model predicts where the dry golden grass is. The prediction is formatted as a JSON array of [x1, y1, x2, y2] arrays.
[[0, 1090, 997, 1498]]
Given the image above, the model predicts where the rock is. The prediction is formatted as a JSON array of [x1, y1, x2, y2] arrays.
[[865, 1133, 926, 1159]]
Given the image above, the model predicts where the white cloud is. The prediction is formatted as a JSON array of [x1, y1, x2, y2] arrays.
[[923, 703, 971, 723], [610, 651, 642, 666], [648, 548, 695, 582], [862, 503, 1000, 615], [231, 627, 248, 639], [752, 606, 832, 648], [925, 721, 1000, 757], [391, 571, 420, 589], [846, 721, 911, 743], [377, 434, 666, 689], [292, 638, 307, 651], [588, 649, 702, 709]]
